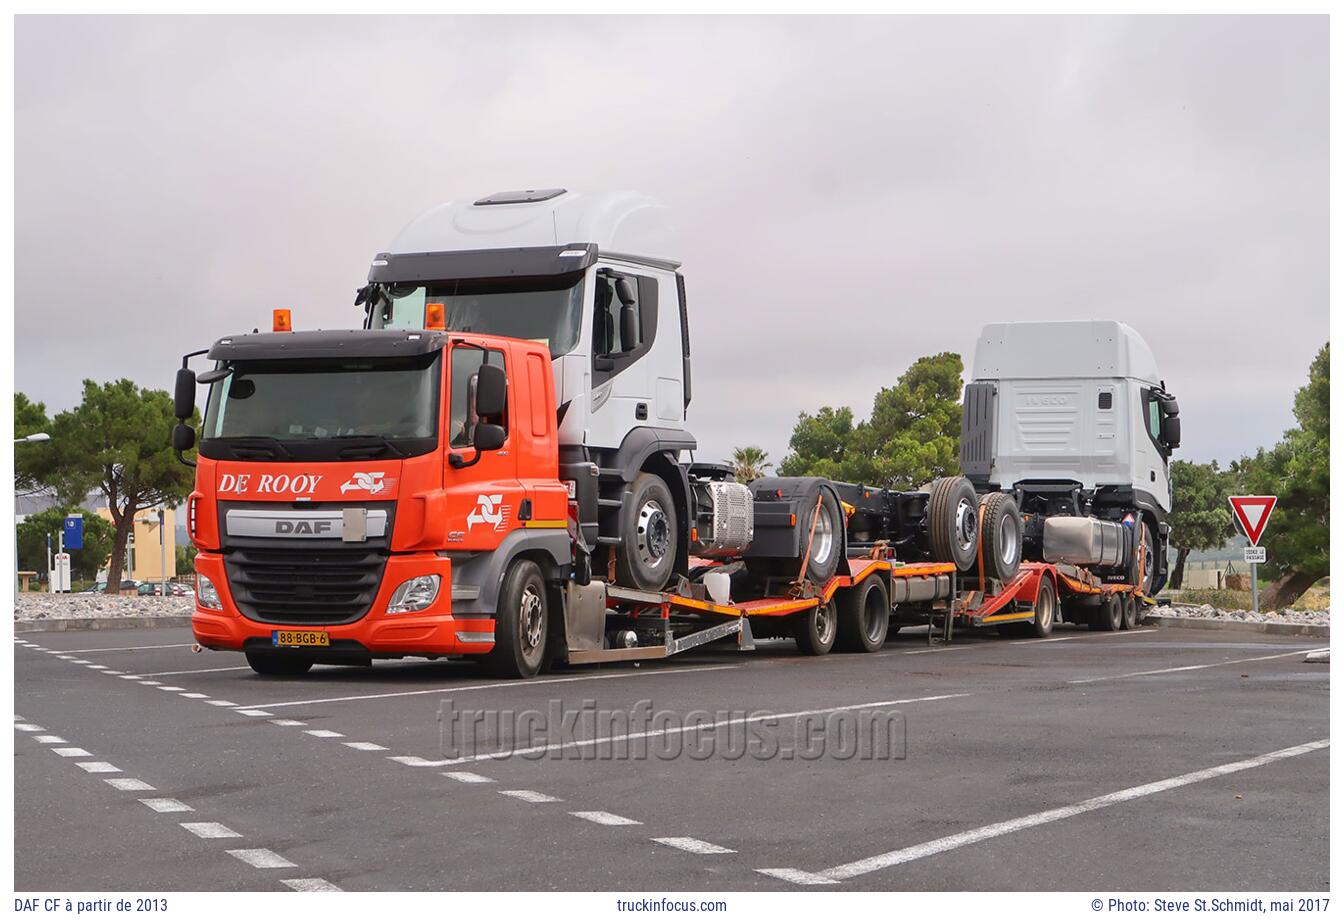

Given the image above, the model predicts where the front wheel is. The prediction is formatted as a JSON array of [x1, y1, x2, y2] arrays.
[[615, 473, 678, 591], [484, 558, 549, 679], [245, 651, 314, 677]]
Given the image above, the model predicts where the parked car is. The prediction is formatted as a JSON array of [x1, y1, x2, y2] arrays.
[[137, 582, 191, 597], [83, 580, 139, 593]]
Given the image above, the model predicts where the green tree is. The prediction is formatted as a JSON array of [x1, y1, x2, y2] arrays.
[[727, 446, 773, 482], [778, 352, 964, 489], [176, 542, 198, 574], [1234, 344, 1329, 609], [26, 379, 198, 594], [1166, 460, 1233, 590], [17, 507, 115, 583], [14, 392, 53, 493]]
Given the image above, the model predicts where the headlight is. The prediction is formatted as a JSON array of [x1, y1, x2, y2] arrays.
[[387, 574, 440, 614], [196, 574, 222, 610]]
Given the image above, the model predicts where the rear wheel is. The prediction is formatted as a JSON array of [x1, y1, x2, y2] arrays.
[[1028, 577, 1057, 638], [793, 599, 838, 656], [244, 651, 314, 677], [615, 473, 678, 591], [484, 558, 549, 679], [928, 477, 979, 571], [1090, 594, 1122, 632], [836, 575, 890, 653], [1120, 592, 1139, 630]]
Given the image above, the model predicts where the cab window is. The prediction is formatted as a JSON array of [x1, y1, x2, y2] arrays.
[[1147, 397, 1162, 440], [449, 347, 506, 448]]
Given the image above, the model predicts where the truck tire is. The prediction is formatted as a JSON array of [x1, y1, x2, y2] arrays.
[[244, 651, 314, 677], [836, 575, 890, 653], [484, 558, 549, 679], [1139, 523, 1159, 595], [615, 473, 678, 592], [1028, 576, 1057, 638], [797, 485, 843, 583], [1120, 592, 1139, 630], [976, 492, 1023, 583], [1090, 593, 1122, 632], [793, 599, 838, 656], [928, 477, 979, 571]]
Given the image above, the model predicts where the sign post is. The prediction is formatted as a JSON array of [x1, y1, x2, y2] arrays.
[[1228, 495, 1277, 614]]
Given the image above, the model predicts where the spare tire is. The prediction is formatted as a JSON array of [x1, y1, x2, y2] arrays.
[[977, 492, 1023, 583], [928, 477, 979, 571], [796, 485, 843, 583]]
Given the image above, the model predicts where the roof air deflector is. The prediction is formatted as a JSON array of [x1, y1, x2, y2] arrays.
[[474, 188, 567, 206]]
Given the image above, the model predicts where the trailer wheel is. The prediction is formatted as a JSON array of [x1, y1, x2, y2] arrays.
[[1090, 593, 1122, 632], [615, 473, 678, 592], [244, 651, 314, 677], [836, 575, 890, 653], [1120, 592, 1139, 630], [928, 477, 979, 571], [793, 599, 838, 656], [977, 492, 1023, 583], [484, 558, 548, 679], [1028, 577, 1057, 638]]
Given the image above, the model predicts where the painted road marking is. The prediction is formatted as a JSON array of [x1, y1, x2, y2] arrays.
[[56, 643, 195, 654], [140, 666, 253, 677], [654, 837, 736, 855], [1067, 649, 1328, 684], [106, 778, 156, 792], [759, 738, 1331, 885], [304, 729, 344, 738], [34, 735, 67, 744], [389, 756, 441, 767], [237, 710, 273, 717], [269, 719, 306, 727], [343, 741, 389, 751], [139, 681, 163, 686], [253, 664, 739, 710], [206, 700, 239, 707], [282, 878, 342, 892], [53, 748, 92, 757], [441, 771, 494, 784], [499, 789, 561, 804], [181, 822, 243, 839], [438, 693, 970, 765], [77, 762, 121, 773], [86, 664, 109, 670], [180, 693, 209, 699], [571, 811, 642, 827], [156, 686, 187, 692], [227, 848, 297, 869], [118, 675, 143, 680], [15, 724, 43, 732], [70, 660, 92, 664], [140, 798, 193, 813], [103, 670, 124, 675]]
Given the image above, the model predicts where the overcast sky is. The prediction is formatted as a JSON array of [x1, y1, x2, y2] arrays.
[[15, 15, 1327, 468]]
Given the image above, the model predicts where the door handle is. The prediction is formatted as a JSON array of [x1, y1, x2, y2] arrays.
[[635, 403, 648, 420]]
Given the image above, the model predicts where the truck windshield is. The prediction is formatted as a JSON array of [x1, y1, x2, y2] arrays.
[[201, 352, 441, 458], [367, 279, 583, 358]]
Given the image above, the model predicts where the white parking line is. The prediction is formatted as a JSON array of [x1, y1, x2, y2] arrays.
[[206, 700, 239, 707], [282, 878, 342, 892], [441, 771, 494, 784], [1067, 649, 1327, 684], [139, 681, 163, 686], [119, 675, 143, 680], [304, 730, 344, 738], [53, 748, 92, 757], [106, 778, 156, 792], [758, 738, 1331, 885], [180, 693, 209, 699], [34, 735, 67, 744], [238, 710, 274, 717], [77, 762, 121, 773], [571, 810, 642, 827], [253, 664, 739, 710], [269, 719, 306, 727], [181, 822, 242, 839], [103, 670, 124, 675], [55, 643, 195, 654], [654, 837, 736, 855], [438, 693, 969, 765], [15, 724, 43, 732], [70, 660, 91, 664], [227, 848, 297, 869], [86, 664, 109, 670], [499, 789, 561, 804], [156, 686, 187, 692], [139, 798, 194, 813], [140, 666, 253, 677], [343, 741, 389, 751]]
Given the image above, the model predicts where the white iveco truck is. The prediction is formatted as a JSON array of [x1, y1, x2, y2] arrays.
[[960, 321, 1181, 594]]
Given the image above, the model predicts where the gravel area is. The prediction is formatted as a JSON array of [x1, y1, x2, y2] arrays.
[[15, 592, 193, 620], [1161, 603, 1329, 627]]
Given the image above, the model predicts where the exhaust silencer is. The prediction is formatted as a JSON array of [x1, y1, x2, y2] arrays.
[[1042, 516, 1128, 568]]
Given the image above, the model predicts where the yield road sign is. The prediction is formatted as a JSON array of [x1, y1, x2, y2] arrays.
[[1229, 495, 1277, 547]]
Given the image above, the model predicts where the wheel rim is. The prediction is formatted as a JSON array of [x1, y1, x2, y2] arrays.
[[813, 602, 836, 646], [520, 585, 544, 652], [998, 512, 1020, 566], [635, 499, 671, 570], [954, 497, 978, 554], [810, 506, 835, 566], [864, 588, 886, 642], [1141, 528, 1155, 594], [1037, 587, 1054, 628]]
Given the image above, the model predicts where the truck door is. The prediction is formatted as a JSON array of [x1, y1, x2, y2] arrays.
[[445, 344, 521, 550], [588, 268, 655, 449]]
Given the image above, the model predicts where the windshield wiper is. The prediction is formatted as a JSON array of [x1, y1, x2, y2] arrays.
[[332, 435, 407, 459], [216, 436, 293, 459]]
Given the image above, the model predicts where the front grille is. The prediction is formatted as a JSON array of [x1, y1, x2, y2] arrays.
[[224, 546, 388, 625]]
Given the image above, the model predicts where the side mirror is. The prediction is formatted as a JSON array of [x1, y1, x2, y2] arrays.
[[174, 368, 197, 420], [474, 363, 507, 418], [1160, 395, 1179, 416], [619, 303, 638, 352], [1160, 415, 1181, 448], [473, 422, 506, 452], [614, 277, 637, 306], [171, 423, 196, 452]]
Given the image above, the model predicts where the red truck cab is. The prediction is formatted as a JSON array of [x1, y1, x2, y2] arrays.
[[183, 328, 570, 677]]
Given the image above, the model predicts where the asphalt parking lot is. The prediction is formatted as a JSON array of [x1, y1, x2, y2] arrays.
[[13, 623, 1329, 892]]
